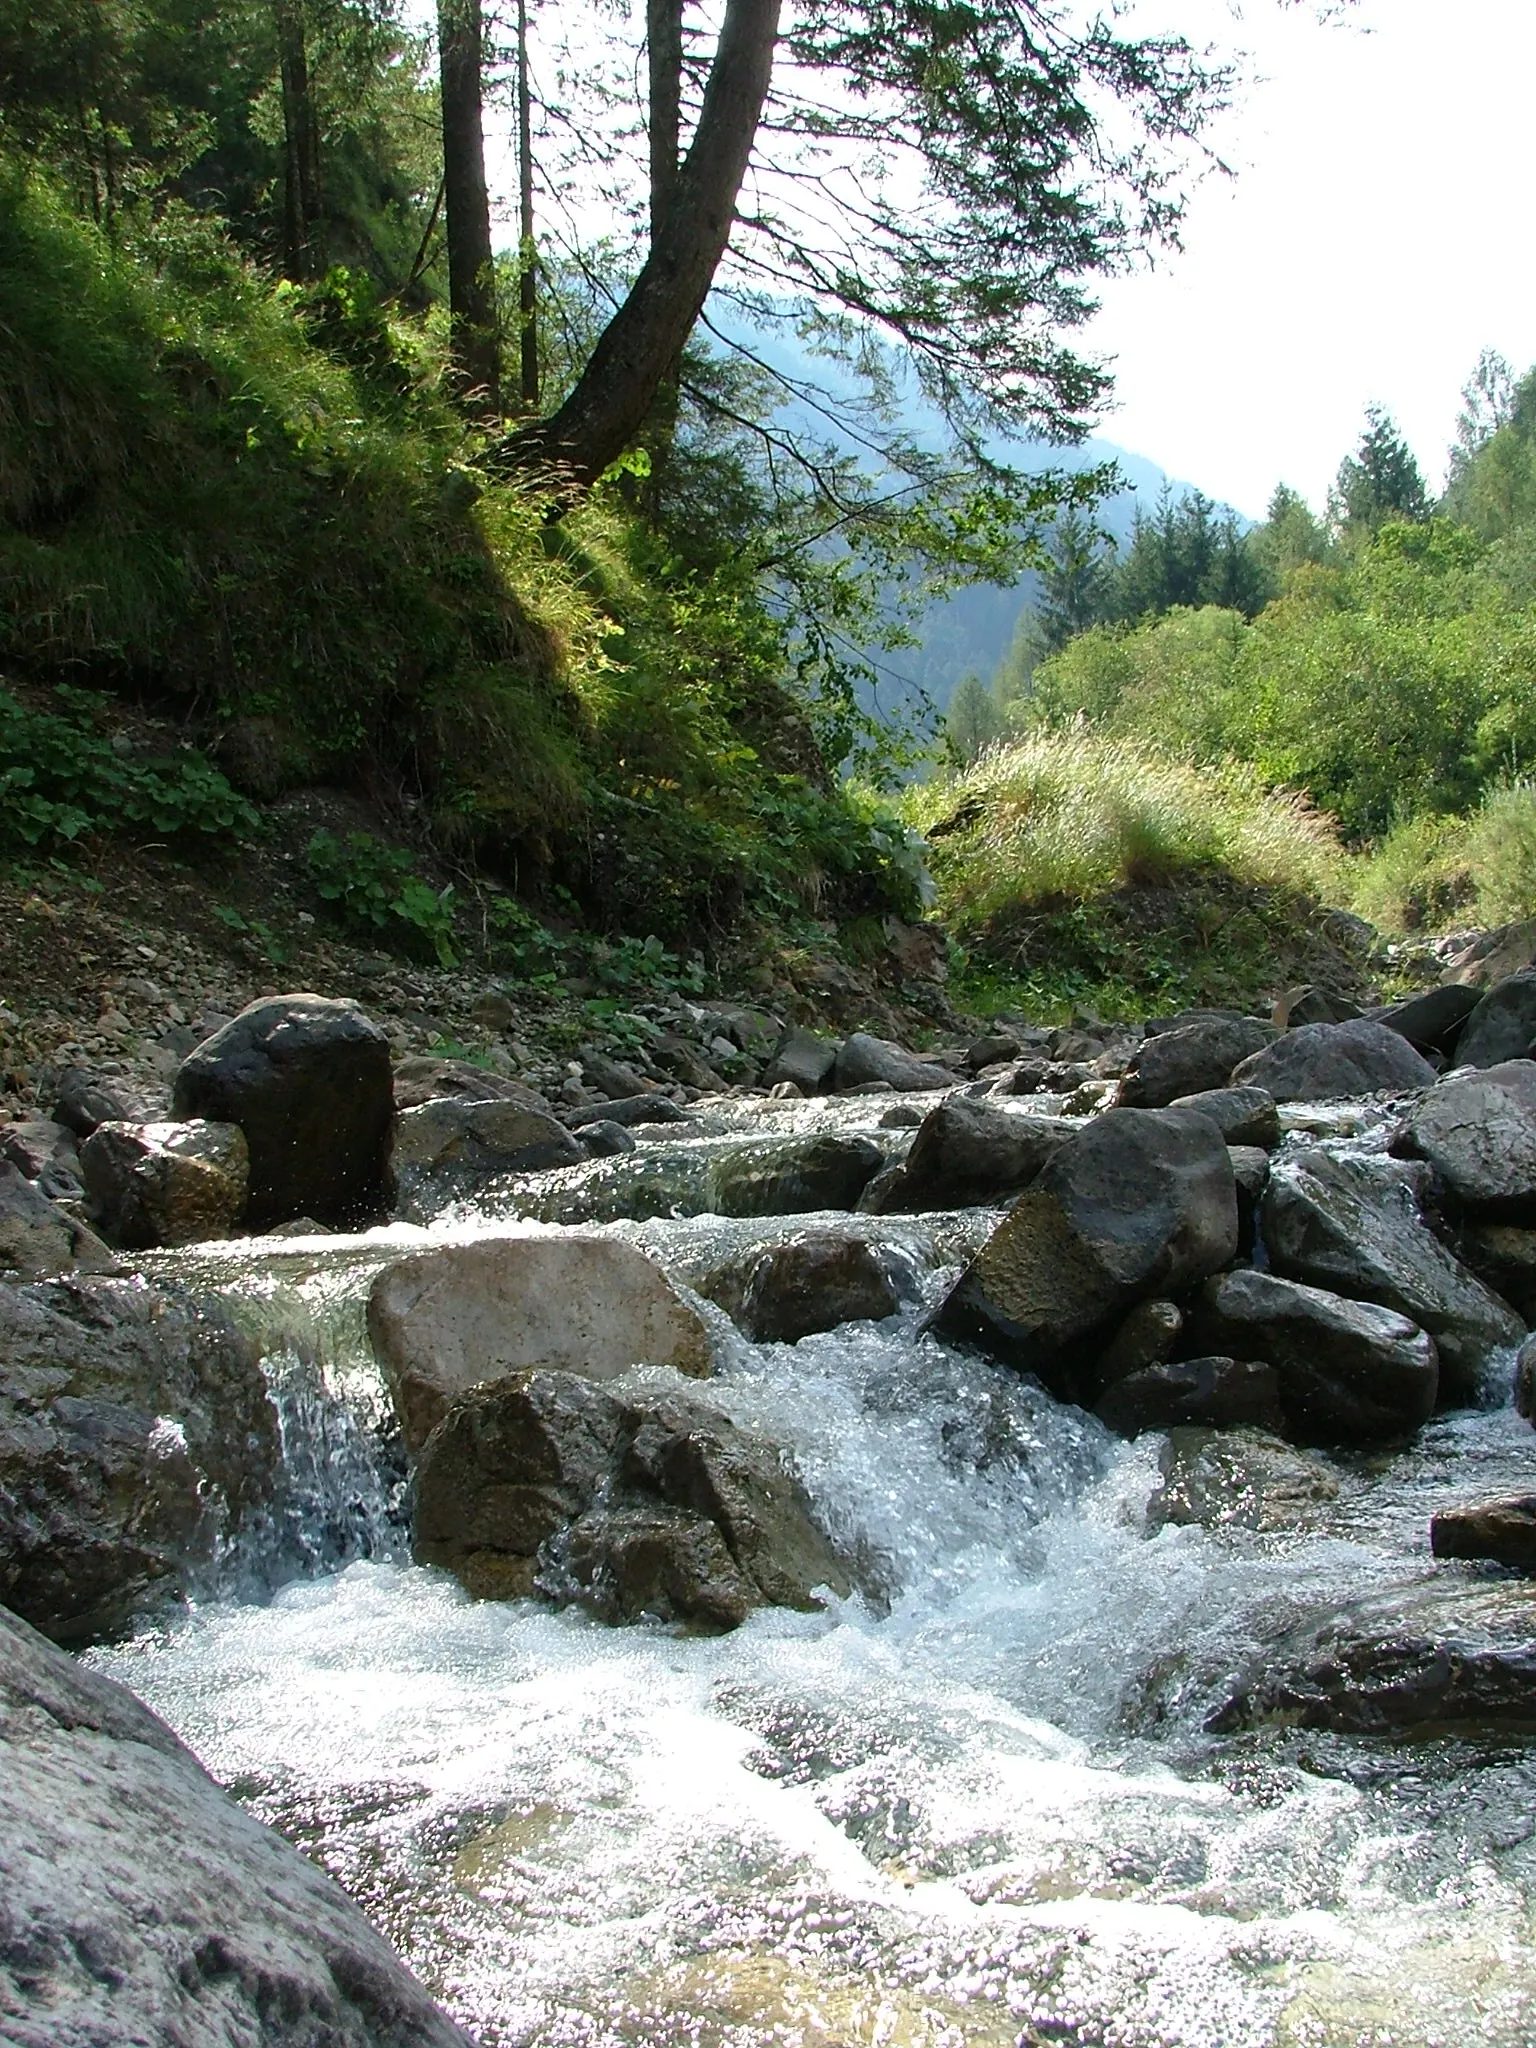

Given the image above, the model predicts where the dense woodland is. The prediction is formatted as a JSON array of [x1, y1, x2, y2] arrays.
[[3, 0, 1533, 1015]]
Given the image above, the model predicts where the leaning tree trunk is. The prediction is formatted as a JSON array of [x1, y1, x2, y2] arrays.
[[515, 0, 538, 410], [438, 0, 501, 415], [501, 0, 779, 491], [275, 0, 324, 280]]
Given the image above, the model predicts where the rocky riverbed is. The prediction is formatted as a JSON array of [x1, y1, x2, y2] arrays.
[[7, 964, 1536, 2044]]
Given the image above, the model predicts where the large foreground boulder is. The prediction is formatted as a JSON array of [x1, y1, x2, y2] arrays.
[[393, 1097, 582, 1221], [0, 1277, 279, 1644], [412, 1369, 851, 1629], [1231, 1018, 1437, 1102], [0, 1604, 470, 2046], [1454, 970, 1536, 1068], [1189, 1268, 1438, 1445], [79, 1118, 248, 1248], [1261, 1147, 1523, 1404], [367, 1235, 712, 1452], [173, 994, 394, 1229], [1117, 1016, 1275, 1108], [872, 1097, 1075, 1212], [933, 1107, 1238, 1400], [0, 1162, 117, 1282], [1397, 1059, 1536, 1219]]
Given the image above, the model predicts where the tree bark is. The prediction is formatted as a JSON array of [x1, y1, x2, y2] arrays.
[[275, 0, 323, 281], [438, 0, 501, 414], [502, 0, 779, 491], [647, 0, 683, 241], [515, 0, 538, 411]]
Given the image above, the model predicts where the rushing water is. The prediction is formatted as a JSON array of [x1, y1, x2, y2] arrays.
[[90, 1095, 1536, 2047]]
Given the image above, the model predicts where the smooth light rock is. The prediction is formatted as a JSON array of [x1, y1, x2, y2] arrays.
[[1231, 1018, 1437, 1102], [0, 1277, 278, 1644], [0, 1162, 118, 1282], [1441, 919, 1536, 988], [393, 1097, 581, 1220], [709, 1134, 885, 1218], [1093, 1298, 1184, 1391], [1166, 1085, 1281, 1150], [872, 1098, 1075, 1212], [1373, 983, 1480, 1056], [173, 994, 394, 1228], [392, 1054, 548, 1112], [80, 1118, 248, 1248], [412, 1369, 851, 1629], [1094, 1357, 1283, 1438], [367, 1235, 712, 1453], [1190, 1268, 1438, 1446], [1455, 970, 1536, 1068], [1432, 1496, 1536, 1572], [1118, 1016, 1276, 1108], [762, 1027, 838, 1094], [1262, 1146, 1524, 1404], [933, 1108, 1238, 1400], [714, 1234, 901, 1343], [832, 1032, 956, 1094], [0, 1604, 470, 2046], [1397, 1059, 1536, 1219]]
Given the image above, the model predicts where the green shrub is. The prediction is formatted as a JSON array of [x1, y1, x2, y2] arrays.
[[304, 829, 459, 966]]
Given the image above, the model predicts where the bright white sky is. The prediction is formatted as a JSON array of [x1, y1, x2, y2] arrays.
[[1092, 0, 1536, 516]]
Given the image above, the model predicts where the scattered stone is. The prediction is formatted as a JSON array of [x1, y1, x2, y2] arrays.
[[50, 1066, 142, 1138], [877, 1103, 925, 1129], [471, 988, 517, 1031], [0, 1117, 82, 1197], [173, 994, 394, 1229], [1094, 1357, 1284, 1438], [394, 1097, 582, 1220], [0, 1606, 470, 2044], [1166, 1085, 1281, 1150], [0, 1276, 278, 1644], [724, 1234, 900, 1343], [871, 1097, 1076, 1212], [1396, 1059, 1536, 1219], [1147, 1427, 1341, 1534], [1093, 1298, 1184, 1390], [392, 1054, 547, 1111], [580, 1046, 654, 1099], [1274, 985, 1363, 1029], [1454, 970, 1536, 1068], [1118, 1016, 1277, 1108], [1231, 1018, 1437, 1102], [709, 1134, 886, 1218], [933, 1107, 1238, 1401], [1373, 983, 1480, 1057], [0, 1161, 119, 1282], [832, 1032, 956, 1094], [412, 1370, 851, 1629], [762, 1026, 838, 1094], [563, 1094, 691, 1129], [79, 1118, 248, 1249], [1441, 919, 1536, 989], [577, 1118, 637, 1159], [989, 1056, 1052, 1096], [367, 1235, 712, 1453], [964, 1032, 1022, 1073], [1189, 1268, 1438, 1445], [1432, 1496, 1536, 1572]]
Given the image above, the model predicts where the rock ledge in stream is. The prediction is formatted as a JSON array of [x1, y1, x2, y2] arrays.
[[368, 1235, 712, 1452], [0, 1603, 471, 2046], [413, 1369, 852, 1630]]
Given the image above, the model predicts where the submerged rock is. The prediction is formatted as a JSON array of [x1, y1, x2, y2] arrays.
[[0, 1161, 118, 1283], [1432, 1496, 1536, 1572], [368, 1234, 712, 1453], [1261, 1146, 1523, 1405], [1117, 1016, 1276, 1108], [1231, 1018, 1437, 1102], [0, 1276, 278, 1645], [1397, 1059, 1536, 1219], [1146, 1427, 1341, 1534], [412, 1369, 851, 1630], [79, 1117, 248, 1248], [1190, 1268, 1438, 1446], [933, 1107, 1237, 1401], [0, 1604, 471, 2044], [173, 993, 394, 1228], [872, 1096, 1074, 1212]]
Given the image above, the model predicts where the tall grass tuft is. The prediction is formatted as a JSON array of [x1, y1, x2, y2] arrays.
[[1352, 781, 1536, 934]]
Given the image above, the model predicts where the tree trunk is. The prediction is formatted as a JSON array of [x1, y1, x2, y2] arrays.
[[502, 0, 779, 491], [515, 0, 538, 411], [276, 0, 323, 281], [647, 0, 683, 241], [438, 0, 501, 415]]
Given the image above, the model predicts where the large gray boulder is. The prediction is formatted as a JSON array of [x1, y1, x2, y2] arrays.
[[1262, 1147, 1523, 1405], [173, 994, 394, 1228], [1165, 1085, 1281, 1149], [1231, 1018, 1437, 1102], [832, 1032, 956, 1093], [933, 1108, 1238, 1400], [367, 1235, 712, 1453], [393, 1097, 581, 1221], [0, 1277, 279, 1644], [1454, 970, 1536, 1067], [1373, 983, 1480, 1057], [1189, 1268, 1438, 1445], [1117, 1016, 1276, 1109], [0, 1162, 118, 1283], [1397, 1059, 1536, 1219], [708, 1133, 885, 1217], [0, 1604, 470, 2046], [872, 1097, 1075, 1212], [79, 1118, 248, 1248], [412, 1369, 851, 1629]]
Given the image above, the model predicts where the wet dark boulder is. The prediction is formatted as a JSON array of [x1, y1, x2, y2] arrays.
[[1117, 1016, 1276, 1109], [872, 1097, 1076, 1212], [1396, 1059, 1536, 1220], [1458, 1223, 1536, 1321], [1431, 1496, 1536, 1572], [1455, 970, 1536, 1068], [933, 1107, 1238, 1401], [1262, 1147, 1523, 1405], [1093, 1298, 1184, 1391], [0, 1604, 471, 2046], [713, 1233, 902, 1343], [393, 1097, 582, 1221], [1189, 1268, 1438, 1446], [1093, 1356, 1283, 1438], [0, 1276, 279, 1645], [173, 994, 394, 1228], [1372, 983, 1480, 1058], [709, 1133, 886, 1217], [1231, 1019, 1437, 1102]]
